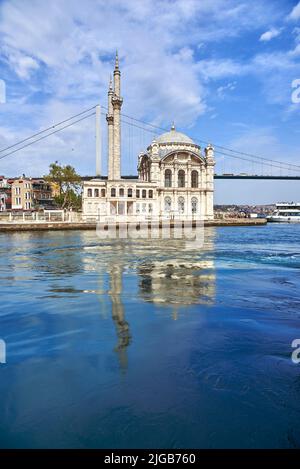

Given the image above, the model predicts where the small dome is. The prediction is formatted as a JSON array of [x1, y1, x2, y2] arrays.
[[156, 124, 194, 145]]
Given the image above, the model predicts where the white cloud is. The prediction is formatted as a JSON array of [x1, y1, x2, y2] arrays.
[[259, 28, 281, 42], [289, 43, 300, 56], [224, 125, 299, 173], [229, 126, 280, 156], [0, 0, 294, 176], [217, 81, 237, 98], [0, 0, 281, 114], [197, 59, 246, 80], [10, 55, 39, 79], [288, 1, 300, 21]]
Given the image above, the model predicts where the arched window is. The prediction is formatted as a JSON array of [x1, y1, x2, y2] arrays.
[[94, 188, 99, 197], [149, 203, 153, 213], [111, 187, 116, 197], [191, 197, 198, 214], [178, 170, 185, 188], [142, 189, 147, 198], [149, 190, 153, 199], [101, 189, 106, 197], [128, 188, 133, 198], [164, 196, 171, 212], [119, 187, 124, 197], [87, 188, 92, 197], [136, 189, 140, 198], [191, 170, 198, 188], [165, 169, 172, 188], [178, 197, 185, 214]]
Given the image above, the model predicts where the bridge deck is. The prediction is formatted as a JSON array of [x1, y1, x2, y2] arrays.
[[214, 175, 300, 180], [82, 175, 300, 181]]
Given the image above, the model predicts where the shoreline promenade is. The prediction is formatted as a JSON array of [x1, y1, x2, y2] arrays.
[[0, 218, 267, 232]]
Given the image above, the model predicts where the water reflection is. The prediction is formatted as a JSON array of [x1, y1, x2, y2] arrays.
[[98, 230, 216, 370], [2, 226, 300, 448], [108, 263, 131, 371], [138, 259, 215, 307], [5, 232, 84, 280]]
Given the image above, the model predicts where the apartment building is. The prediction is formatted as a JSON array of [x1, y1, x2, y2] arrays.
[[11, 177, 54, 211]]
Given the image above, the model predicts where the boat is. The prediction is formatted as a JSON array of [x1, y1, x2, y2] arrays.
[[267, 203, 300, 223]]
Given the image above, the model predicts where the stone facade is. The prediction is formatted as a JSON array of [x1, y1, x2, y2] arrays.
[[83, 53, 215, 221], [11, 177, 54, 210]]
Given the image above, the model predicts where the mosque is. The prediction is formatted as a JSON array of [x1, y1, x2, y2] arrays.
[[82, 53, 215, 221]]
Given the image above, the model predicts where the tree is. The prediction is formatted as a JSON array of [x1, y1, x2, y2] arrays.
[[45, 162, 82, 210]]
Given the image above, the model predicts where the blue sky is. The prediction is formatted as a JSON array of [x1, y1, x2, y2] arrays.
[[0, 0, 300, 203]]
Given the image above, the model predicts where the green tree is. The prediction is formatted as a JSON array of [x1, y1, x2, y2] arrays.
[[45, 161, 82, 210]]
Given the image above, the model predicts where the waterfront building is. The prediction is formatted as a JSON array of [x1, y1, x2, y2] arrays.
[[0, 191, 8, 211], [0, 176, 12, 211], [83, 53, 215, 221], [11, 177, 54, 211]]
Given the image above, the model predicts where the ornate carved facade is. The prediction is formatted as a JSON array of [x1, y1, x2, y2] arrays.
[[83, 53, 215, 221]]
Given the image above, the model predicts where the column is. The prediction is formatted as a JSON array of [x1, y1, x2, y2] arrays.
[[112, 52, 123, 181]]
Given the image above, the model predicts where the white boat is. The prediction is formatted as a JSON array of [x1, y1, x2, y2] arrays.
[[267, 203, 300, 223]]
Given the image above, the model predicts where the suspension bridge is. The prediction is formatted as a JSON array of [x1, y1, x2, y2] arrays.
[[0, 105, 299, 181]]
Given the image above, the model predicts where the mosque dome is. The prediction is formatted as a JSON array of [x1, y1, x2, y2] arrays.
[[156, 124, 195, 145]]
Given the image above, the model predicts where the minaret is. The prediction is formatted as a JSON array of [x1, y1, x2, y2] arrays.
[[112, 51, 123, 180], [106, 75, 114, 180]]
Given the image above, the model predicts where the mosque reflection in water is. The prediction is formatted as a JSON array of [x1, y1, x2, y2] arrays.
[[90, 229, 216, 370], [107, 263, 131, 370]]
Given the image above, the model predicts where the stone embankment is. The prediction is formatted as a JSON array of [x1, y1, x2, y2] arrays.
[[0, 218, 267, 232]]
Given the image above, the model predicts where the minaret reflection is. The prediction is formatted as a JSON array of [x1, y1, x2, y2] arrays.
[[108, 262, 131, 371], [91, 228, 216, 370]]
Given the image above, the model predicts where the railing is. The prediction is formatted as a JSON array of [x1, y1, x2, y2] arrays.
[[0, 211, 84, 223], [82, 212, 204, 223], [0, 211, 205, 225]]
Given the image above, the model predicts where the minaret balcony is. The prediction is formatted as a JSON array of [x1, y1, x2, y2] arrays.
[[106, 114, 114, 124], [112, 96, 123, 109]]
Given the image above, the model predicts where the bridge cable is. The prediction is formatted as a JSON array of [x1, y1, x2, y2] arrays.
[[0, 112, 95, 161], [0, 105, 97, 155]]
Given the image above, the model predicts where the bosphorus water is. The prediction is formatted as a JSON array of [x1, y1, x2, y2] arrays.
[[0, 224, 300, 448]]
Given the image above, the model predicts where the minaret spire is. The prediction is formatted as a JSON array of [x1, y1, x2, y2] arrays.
[[106, 74, 114, 180], [115, 50, 119, 70], [113, 50, 121, 96], [111, 50, 123, 180]]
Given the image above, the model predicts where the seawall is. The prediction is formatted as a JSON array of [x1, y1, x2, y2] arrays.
[[0, 218, 267, 232]]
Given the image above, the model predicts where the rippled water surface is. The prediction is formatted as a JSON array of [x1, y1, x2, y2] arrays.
[[0, 224, 300, 448]]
